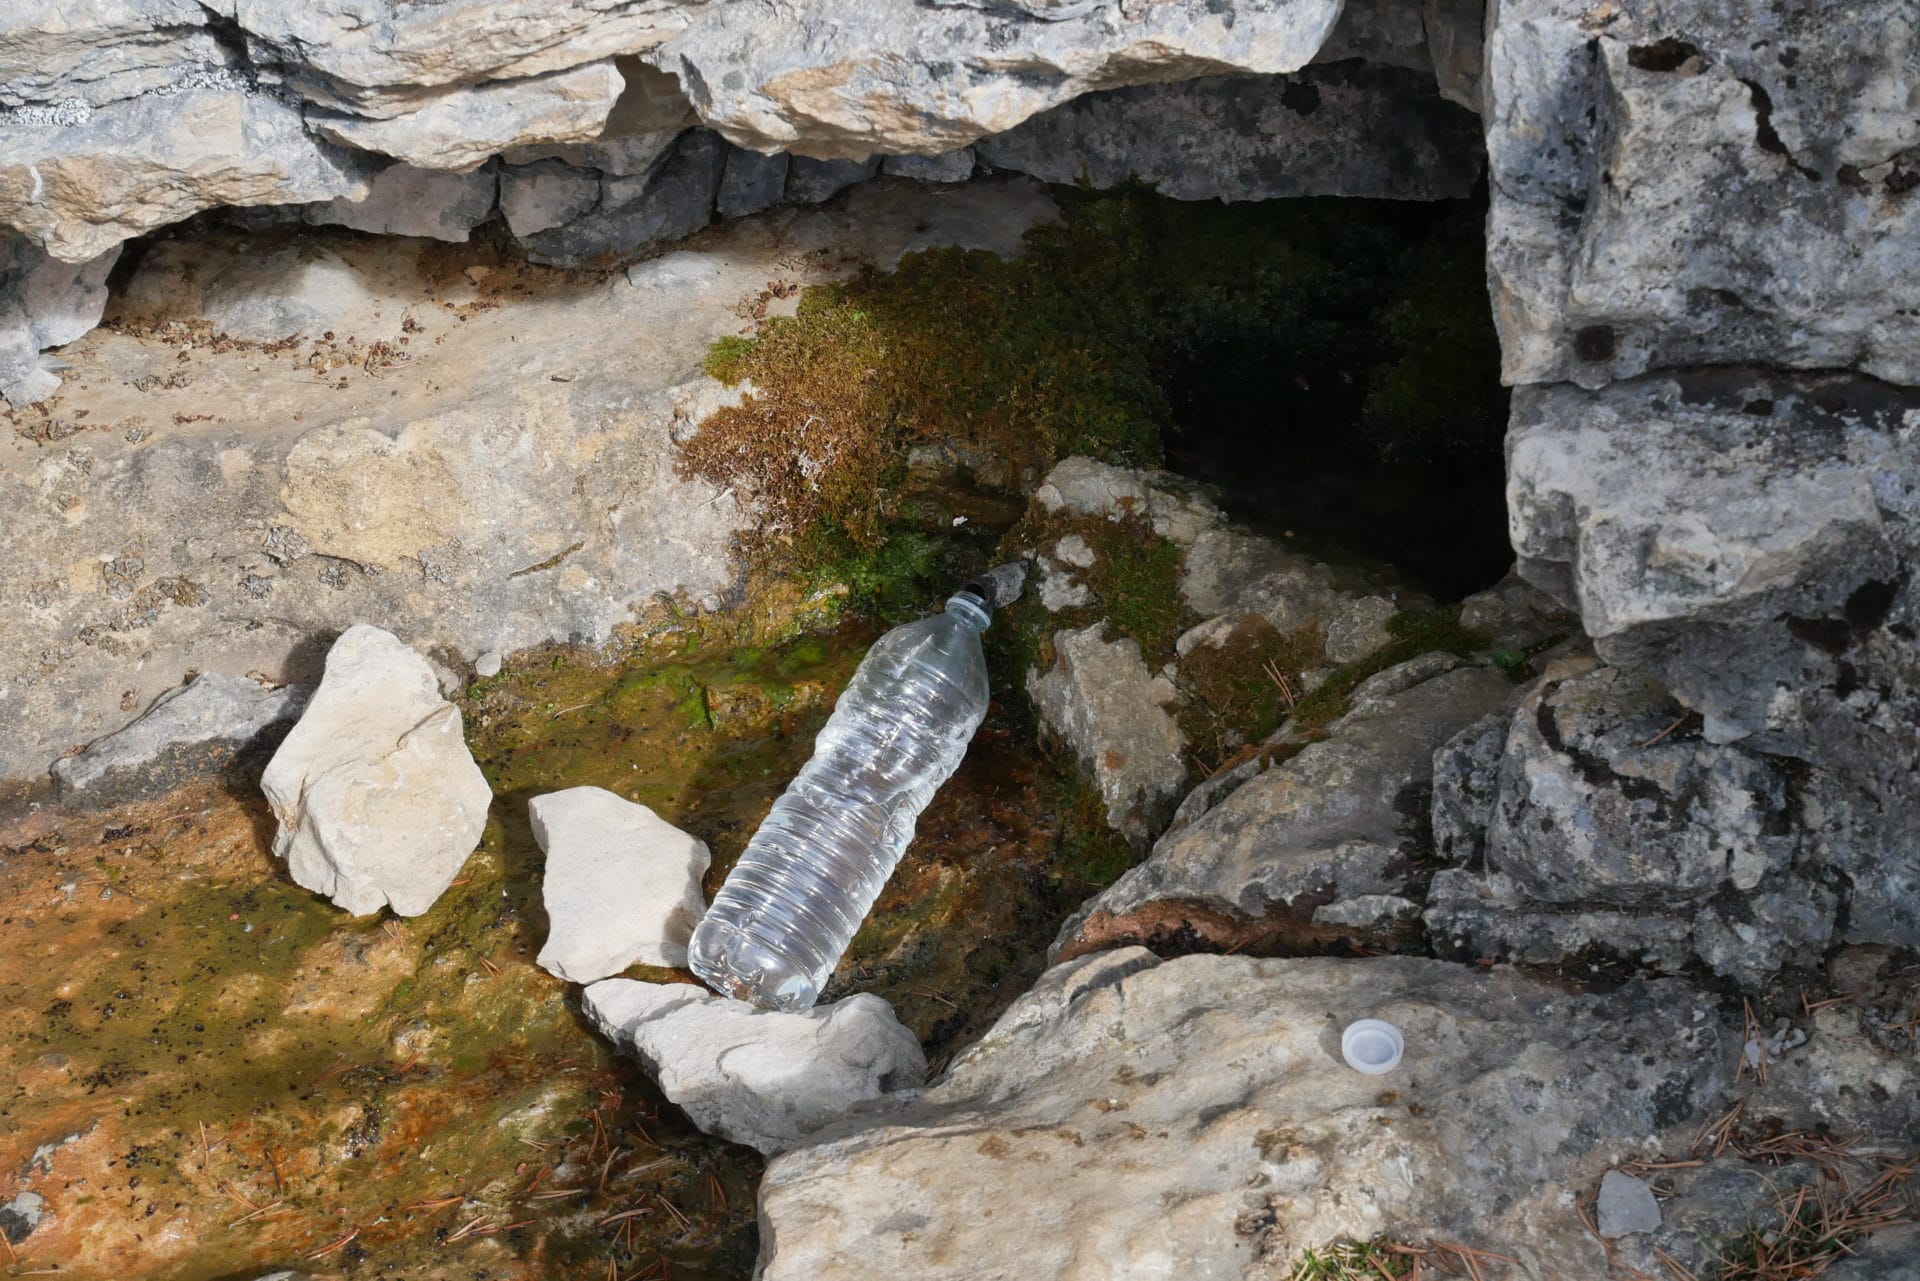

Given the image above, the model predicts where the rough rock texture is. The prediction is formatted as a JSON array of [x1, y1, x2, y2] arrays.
[[0, 87, 375, 262], [518, 128, 727, 268], [581, 979, 925, 1156], [1426, 659, 1842, 984], [1026, 623, 1185, 850], [529, 786, 710, 981], [976, 66, 1482, 202], [1057, 656, 1515, 960], [758, 951, 1733, 1280], [1595, 1170, 1661, 1238], [306, 61, 626, 172], [51, 672, 311, 808], [1485, 0, 1920, 389], [715, 147, 789, 218], [305, 162, 498, 241], [1507, 371, 1920, 951], [0, 233, 119, 404], [1, 181, 1054, 789], [649, 0, 1347, 158], [260, 624, 491, 917]]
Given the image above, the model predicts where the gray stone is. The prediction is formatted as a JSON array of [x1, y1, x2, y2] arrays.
[[262, 625, 492, 917], [498, 158, 599, 238], [1055, 658, 1513, 960], [169, 243, 388, 344], [880, 149, 975, 183], [519, 129, 726, 268], [0, 1190, 43, 1245], [306, 162, 497, 241], [715, 147, 789, 219], [1457, 571, 1576, 653], [306, 60, 625, 172], [1182, 526, 1415, 663], [1033, 455, 1225, 547], [785, 156, 881, 204], [500, 128, 683, 177], [975, 67, 1483, 202], [0, 87, 374, 261], [1485, 0, 1920, 388], [1422, 0, 1485, 113], [473, 651, 503, 679], [530, 786, 710, 981], [51, 672, 311, 808], [0, 1, 227, 110], [1425, 869, 1698, 971], [225, 2, 689, 117], [1596, 1170, 1662, 1238], [1486, 664, 1798, 910], [757, 951, 1733, 1280], [581, 979, 925, 1155], [650, 0, 1345, 157], [1429, 711, 1507, 865], [0, 232, 119, 405], [1026, 622, 1186, 850], [1508, 372, 1920, 951]]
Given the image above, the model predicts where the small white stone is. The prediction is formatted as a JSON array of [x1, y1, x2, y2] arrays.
[[474, 651, 503, 678], [531, 787, 710, 981], [1596, 1170, 1662, 1237]]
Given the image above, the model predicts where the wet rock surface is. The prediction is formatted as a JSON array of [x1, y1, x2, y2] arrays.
[[758, 951, 1734, 1280], [582, 981, 925, 1157], [530, 785, 711, 980], [262, 624, 491, 917]]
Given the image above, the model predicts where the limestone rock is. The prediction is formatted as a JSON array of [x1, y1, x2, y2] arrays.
[[0, 1, 227, 110], [757, 951, 1733, 1280], [976, 67, 1483, 202], [498, 159, 599, 238], [1596, 1170, 1661, 1238], [0, 233, 119, 405], [1456, 571, 1576, 653], [1182, 526, 1414, 663], [581, 979, 925, 1155], [715, 147, 789, 218], [1486, 665, 1798, 910], [518, 128, 726, 268], [1485, 0, 1920, 388], [530, 787, 710, 981], [880, 150, 975, 183], [306, 61, 625, 172], [0, 1190, 43, 1246], [261, 624, 492, 917], [126, 242, 390, 344], [0, 87, 373, 262], [306, 162, 498, 241], [1055, 657, 1514, 960], [1507, 371, 1920, 951], [1026, 622, 1186, 849], [785, 155, 880, 204], [650, 0, 1346, 157], [52, 673, 311, 808]]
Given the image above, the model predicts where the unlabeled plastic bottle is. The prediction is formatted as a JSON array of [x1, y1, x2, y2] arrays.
[[688, 569, 1020, 1011]]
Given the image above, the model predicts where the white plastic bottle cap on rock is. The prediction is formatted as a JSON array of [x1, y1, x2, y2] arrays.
[[1341, 1019, 1405, 1075]]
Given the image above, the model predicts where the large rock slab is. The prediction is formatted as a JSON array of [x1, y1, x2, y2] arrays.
[[530, 786, 710, 981], [517, 128, 726, 267], [52, 672, 311, 808], [1026, 622, 1186, 850], [0, 233, 119, 404], [1485, 0, 1920, 388], [0, 86, 374, 261], [976, 66, 1482, 202], [306, 61, 626, 172], [0, 1, 229, 111], [649, 0, 1346, 158], [582, 979, 925, 1155], [261, 624, 491, 916], [1506, 371, 1920, 951], [1058, 656, 1515, 960], [757, 950, 1733, 1280]]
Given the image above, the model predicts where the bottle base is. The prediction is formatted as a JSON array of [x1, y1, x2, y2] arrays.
[[687, 920, 823, 1013]]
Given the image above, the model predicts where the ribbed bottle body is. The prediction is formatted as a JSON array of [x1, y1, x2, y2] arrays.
[[688, 596, 992, 1010]]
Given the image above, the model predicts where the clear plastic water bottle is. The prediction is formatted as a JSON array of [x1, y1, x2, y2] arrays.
[[688, 567, 1024, 1011]]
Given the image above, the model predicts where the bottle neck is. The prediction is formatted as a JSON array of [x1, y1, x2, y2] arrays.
[[944, 591, 991, 632]]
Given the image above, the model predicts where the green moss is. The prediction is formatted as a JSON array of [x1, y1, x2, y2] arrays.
[[1050, 772, 1139, 890], [1289, 1240, 1423, 1280], [1179, 617, 1330, 754]]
